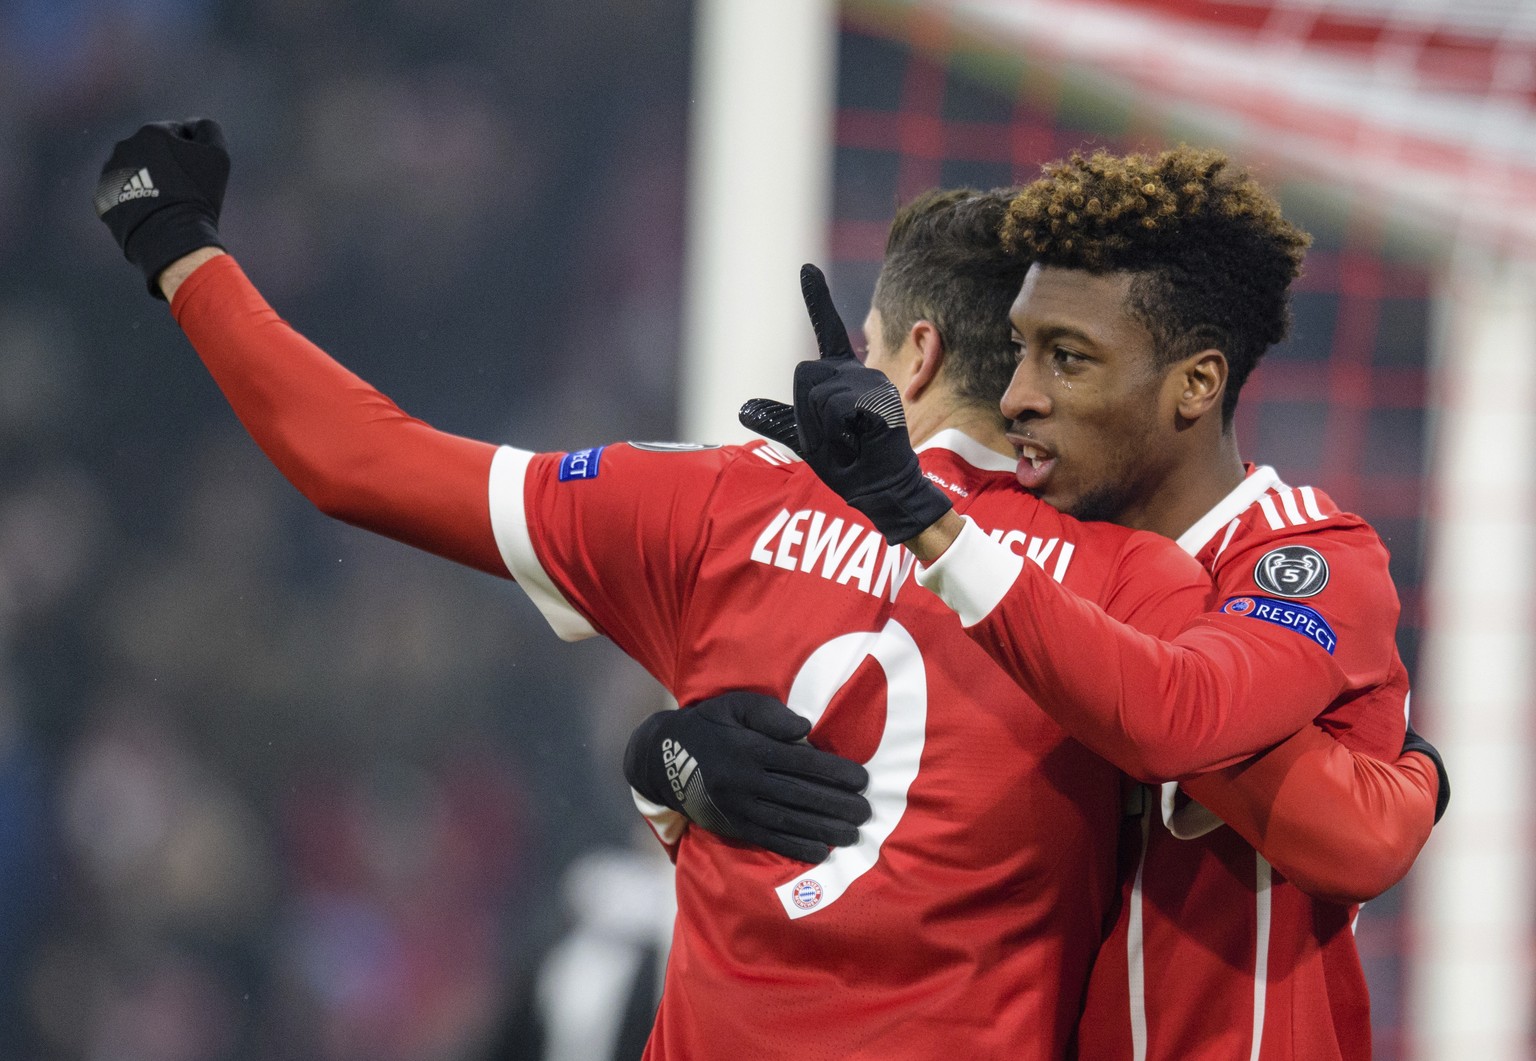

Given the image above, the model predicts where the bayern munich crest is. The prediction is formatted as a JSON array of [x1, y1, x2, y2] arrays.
[[791, 878, 824, 910]]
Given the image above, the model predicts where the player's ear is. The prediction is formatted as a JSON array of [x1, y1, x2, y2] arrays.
[[1173, 348, 1226, 423], [905, 320, 946, 401]]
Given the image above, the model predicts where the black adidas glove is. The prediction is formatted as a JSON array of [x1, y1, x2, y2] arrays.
[[740, 264, 953, 545], [94, 119, 229, 298], [624, 691, 871, 864], [1401, 723, 1451, 824]]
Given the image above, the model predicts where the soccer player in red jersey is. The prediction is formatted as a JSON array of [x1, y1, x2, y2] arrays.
[[775, 147, 1447, 1060], [94, 122, 1223, 1059]]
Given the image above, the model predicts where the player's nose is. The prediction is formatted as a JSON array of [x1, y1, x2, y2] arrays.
[[1001, 358, 1051, 421]]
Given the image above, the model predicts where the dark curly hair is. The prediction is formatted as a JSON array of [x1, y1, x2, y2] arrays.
[[874, 188, 1029, 409], [1003, 146, 1310, 423]]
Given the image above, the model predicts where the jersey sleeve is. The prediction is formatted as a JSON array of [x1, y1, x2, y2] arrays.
[[916, 517, 1348, 781], [488, 441, 733, 686], [1208, 518, 1407, 760], [1180, 728, 1439, 904], [170, 254, 505, 575], [1096, 531, 1216, 641], [1171, 518, 1423, 899]]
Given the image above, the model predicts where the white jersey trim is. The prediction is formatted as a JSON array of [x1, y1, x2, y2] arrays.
[[751, 440, 802, 466], [1128, 807, 1152, 1061], [1175, 465, 1285, 557], [631, 786, 687, 846], [914, 515, 1025, 626], [488, 445, 600, 642], [1211, 517, 1244, 567], [1250, 853, 1273, 1061], [1259, 484, 1328, 532], [916, 427, 1018, 472], [1159, 784, 1226, 839]]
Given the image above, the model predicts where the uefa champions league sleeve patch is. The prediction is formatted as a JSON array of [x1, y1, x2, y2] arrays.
[[1252, 544, 1329, 598], [1221, 596, 1337, 654], [558, 446, 604, 481]]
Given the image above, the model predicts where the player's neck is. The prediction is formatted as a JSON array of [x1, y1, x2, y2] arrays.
[[1118, 426, 1247, 541], [907, 395, 1012, 456]]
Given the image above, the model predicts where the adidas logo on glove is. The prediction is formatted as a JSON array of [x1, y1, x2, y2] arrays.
[[93, 167, 159, 215], [662, 738, 699, 803]]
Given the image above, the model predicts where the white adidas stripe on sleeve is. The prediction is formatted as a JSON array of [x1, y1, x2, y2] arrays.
[[487, 445, 599, 641]]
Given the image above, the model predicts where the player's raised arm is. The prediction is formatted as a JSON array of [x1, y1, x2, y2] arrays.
[[96, 121, 882, 875], [95, 120, 505, 575]]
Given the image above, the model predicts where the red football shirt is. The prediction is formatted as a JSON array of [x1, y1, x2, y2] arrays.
[[487, 432, 1211, 1060], [163, 255, 1218, 1060], [918, 465, 1408, 1060]]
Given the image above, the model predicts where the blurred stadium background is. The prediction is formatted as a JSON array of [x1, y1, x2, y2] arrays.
[[0, 0, 1530, 1058]]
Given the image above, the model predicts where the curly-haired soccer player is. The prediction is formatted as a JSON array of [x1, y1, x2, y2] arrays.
[[777, 146, 1446, 1060], [94, 121, 1226, 1059], [94, 118, 1442, 1059]]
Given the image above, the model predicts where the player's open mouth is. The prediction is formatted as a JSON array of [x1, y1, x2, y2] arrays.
[[1010, 438, 1056, 491]]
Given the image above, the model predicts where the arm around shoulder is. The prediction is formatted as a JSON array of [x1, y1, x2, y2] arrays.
[[1180, 725, 1439, 904], [920, 523, 1334, 781]]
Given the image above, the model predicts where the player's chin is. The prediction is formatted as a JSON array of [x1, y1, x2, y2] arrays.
[[1031, 478, 1086, 520], [1059, 485, 1128, 525], [1027, 483, 1075, 516]]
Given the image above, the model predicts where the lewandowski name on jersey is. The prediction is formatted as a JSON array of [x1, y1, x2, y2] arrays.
[[750, 506, 1076, 603]]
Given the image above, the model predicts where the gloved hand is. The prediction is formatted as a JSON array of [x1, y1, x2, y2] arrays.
[[624, 691, 871, 864], [739, 264, 953, 544], [94, 119, 229, 298], [1401, 723, 1451, 823]]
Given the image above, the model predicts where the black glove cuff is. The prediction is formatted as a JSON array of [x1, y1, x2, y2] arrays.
[[1401, 726, 1451, 824], [124, 207, 225, 299], [851, 477, 954, 545]]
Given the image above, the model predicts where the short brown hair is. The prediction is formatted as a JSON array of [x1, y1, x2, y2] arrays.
[[874, 188, 1028, 409], [1003, 146, 1310, 423]]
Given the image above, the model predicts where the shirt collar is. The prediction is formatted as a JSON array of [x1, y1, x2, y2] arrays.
[[915, 428, 1018, 473], [1175, 464, 1285, 556]]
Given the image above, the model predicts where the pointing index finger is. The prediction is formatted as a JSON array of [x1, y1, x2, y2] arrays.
[[800, 263, 856, 362]]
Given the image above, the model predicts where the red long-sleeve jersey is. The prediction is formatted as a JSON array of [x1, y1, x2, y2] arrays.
[[1179, 720, 1437, 906], [168, 255, 1435, 1056], [168, 255, 1219, 1059], [917, 464, 1419, 1059]]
